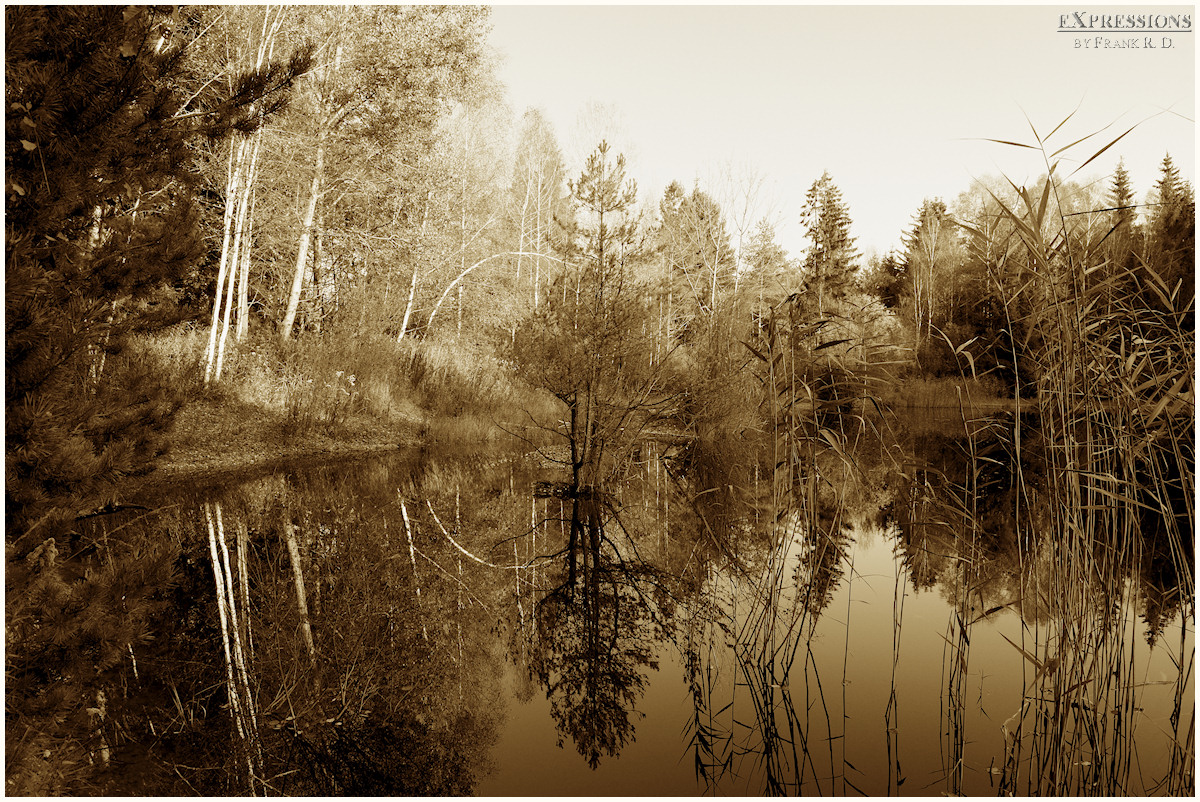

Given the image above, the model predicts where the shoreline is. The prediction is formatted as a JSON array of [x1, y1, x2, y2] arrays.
[[124, 397, 426, 495]]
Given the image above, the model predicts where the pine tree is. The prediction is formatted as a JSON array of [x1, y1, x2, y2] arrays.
[[5, 6, 310, 537], [1108, 157, 1136, 229], [1145, 153, 1195, 319], [512, 142, 661, 492], [798, 171, 858, 317]]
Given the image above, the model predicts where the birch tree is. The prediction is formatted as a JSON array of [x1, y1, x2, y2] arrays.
[[509, 109, 570, 311], [204, 6, 287, 383], [276, 5, 491, 341]]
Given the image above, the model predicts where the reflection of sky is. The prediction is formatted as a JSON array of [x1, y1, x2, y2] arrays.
[[480, 515, 1194, 795]]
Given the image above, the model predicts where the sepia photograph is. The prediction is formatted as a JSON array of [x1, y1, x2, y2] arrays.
[[5, 3, 1194, 795]]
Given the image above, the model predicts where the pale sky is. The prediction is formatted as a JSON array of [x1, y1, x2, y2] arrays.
[[487, 3, 1196, 258]]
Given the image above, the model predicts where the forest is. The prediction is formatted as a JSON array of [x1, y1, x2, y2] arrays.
[[5, 6, 1195, 796]]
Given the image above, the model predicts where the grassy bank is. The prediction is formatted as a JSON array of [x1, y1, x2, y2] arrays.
[[125, 325, 561, 486]]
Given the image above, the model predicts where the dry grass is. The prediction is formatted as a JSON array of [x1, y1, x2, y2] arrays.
[[135, 325, 556, 446]]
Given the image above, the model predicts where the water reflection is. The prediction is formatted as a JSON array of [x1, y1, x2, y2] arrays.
[[530, 486, 673, 767], [29, 417, 1191, 796]]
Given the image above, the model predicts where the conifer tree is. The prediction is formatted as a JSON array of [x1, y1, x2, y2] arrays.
[[1144, 153, 1195, 319], [1101, 157, 1140, 287], [798, 171, 858, 317], [5, 6, 309, 537], [512, 142, 662, 491], [1108, 157, 1136, 229]]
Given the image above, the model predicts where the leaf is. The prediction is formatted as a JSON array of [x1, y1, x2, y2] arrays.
[[20, 139, 36, 151], [1035, 175, 1052, 230], [742, 340, 768, 362], [999, 631, 1043, 671], [119, 41, 138, 59], [976, 137, 1038, 150], [1045, 102, 1082, 142], [1146, 372, 1190, 423], [11, 182, 25, 196], [1069, 122, 1139, 177], [814, 338, 852, 352]]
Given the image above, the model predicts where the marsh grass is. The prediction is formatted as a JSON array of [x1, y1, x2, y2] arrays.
[[955, 113, 1195, 796], [677, 302, 881, 794], [683, 112, 1194, 797]]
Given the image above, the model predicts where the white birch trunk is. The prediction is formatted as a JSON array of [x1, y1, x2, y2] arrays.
[[398, 194, 430, 342], [280, 132, 324, 342], [205, 142, 241, 384], [215, 142, 253, 380], [533, 171, 545, 309], [207, 504, 247, 741], [283, 516, 317, 666], [235, 130, 263, 342], [399, 498, 429, 641]]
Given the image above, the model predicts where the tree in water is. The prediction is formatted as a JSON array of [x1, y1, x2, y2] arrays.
[[512, 141, 670, 491]]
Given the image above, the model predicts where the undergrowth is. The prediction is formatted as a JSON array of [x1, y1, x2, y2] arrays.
[[135, 325, 559, 443]]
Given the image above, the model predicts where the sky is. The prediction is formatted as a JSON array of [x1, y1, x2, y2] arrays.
[[487, 3, 1195, 258]]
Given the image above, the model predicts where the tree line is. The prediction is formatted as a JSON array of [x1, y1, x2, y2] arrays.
[[6, 5, 1195, 538]]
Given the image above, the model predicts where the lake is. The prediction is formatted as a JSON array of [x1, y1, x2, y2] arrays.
[[61, 411, 1194, 795]]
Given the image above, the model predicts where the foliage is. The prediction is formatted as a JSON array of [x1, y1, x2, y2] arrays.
[[4, 5, 309, 536], [797, 171, 858, 318], [657, 180, 737, 318], [512, 142, 670, 487]]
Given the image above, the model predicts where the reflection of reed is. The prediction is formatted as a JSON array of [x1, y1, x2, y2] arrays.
[[1164, 615, 1195, 795], [885, 525, 908, 793], [993, 494, 1191, 795], [681, 490, 858, 793], [676, 309, 874, 795]]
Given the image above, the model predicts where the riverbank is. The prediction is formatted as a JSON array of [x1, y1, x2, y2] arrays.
[[133, 396, 423, 491]]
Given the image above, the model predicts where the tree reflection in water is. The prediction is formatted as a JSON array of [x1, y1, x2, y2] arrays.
[[530, 485, 674, 768], [12, 430, 1189, 795]]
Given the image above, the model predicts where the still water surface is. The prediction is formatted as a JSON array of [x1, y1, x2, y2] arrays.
[[86, 414, 1192, 795]]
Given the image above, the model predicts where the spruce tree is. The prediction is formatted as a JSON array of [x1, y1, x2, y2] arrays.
[[1145, 153, 1195, 320], [798, 171, 858, 317], [1101, 157, 1140, 283], [1108, 157, 1136, 229], [5, 6, 310, 538]]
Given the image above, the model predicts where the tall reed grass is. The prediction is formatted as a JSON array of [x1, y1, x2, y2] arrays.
[[950, 114, 1194, 795]]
